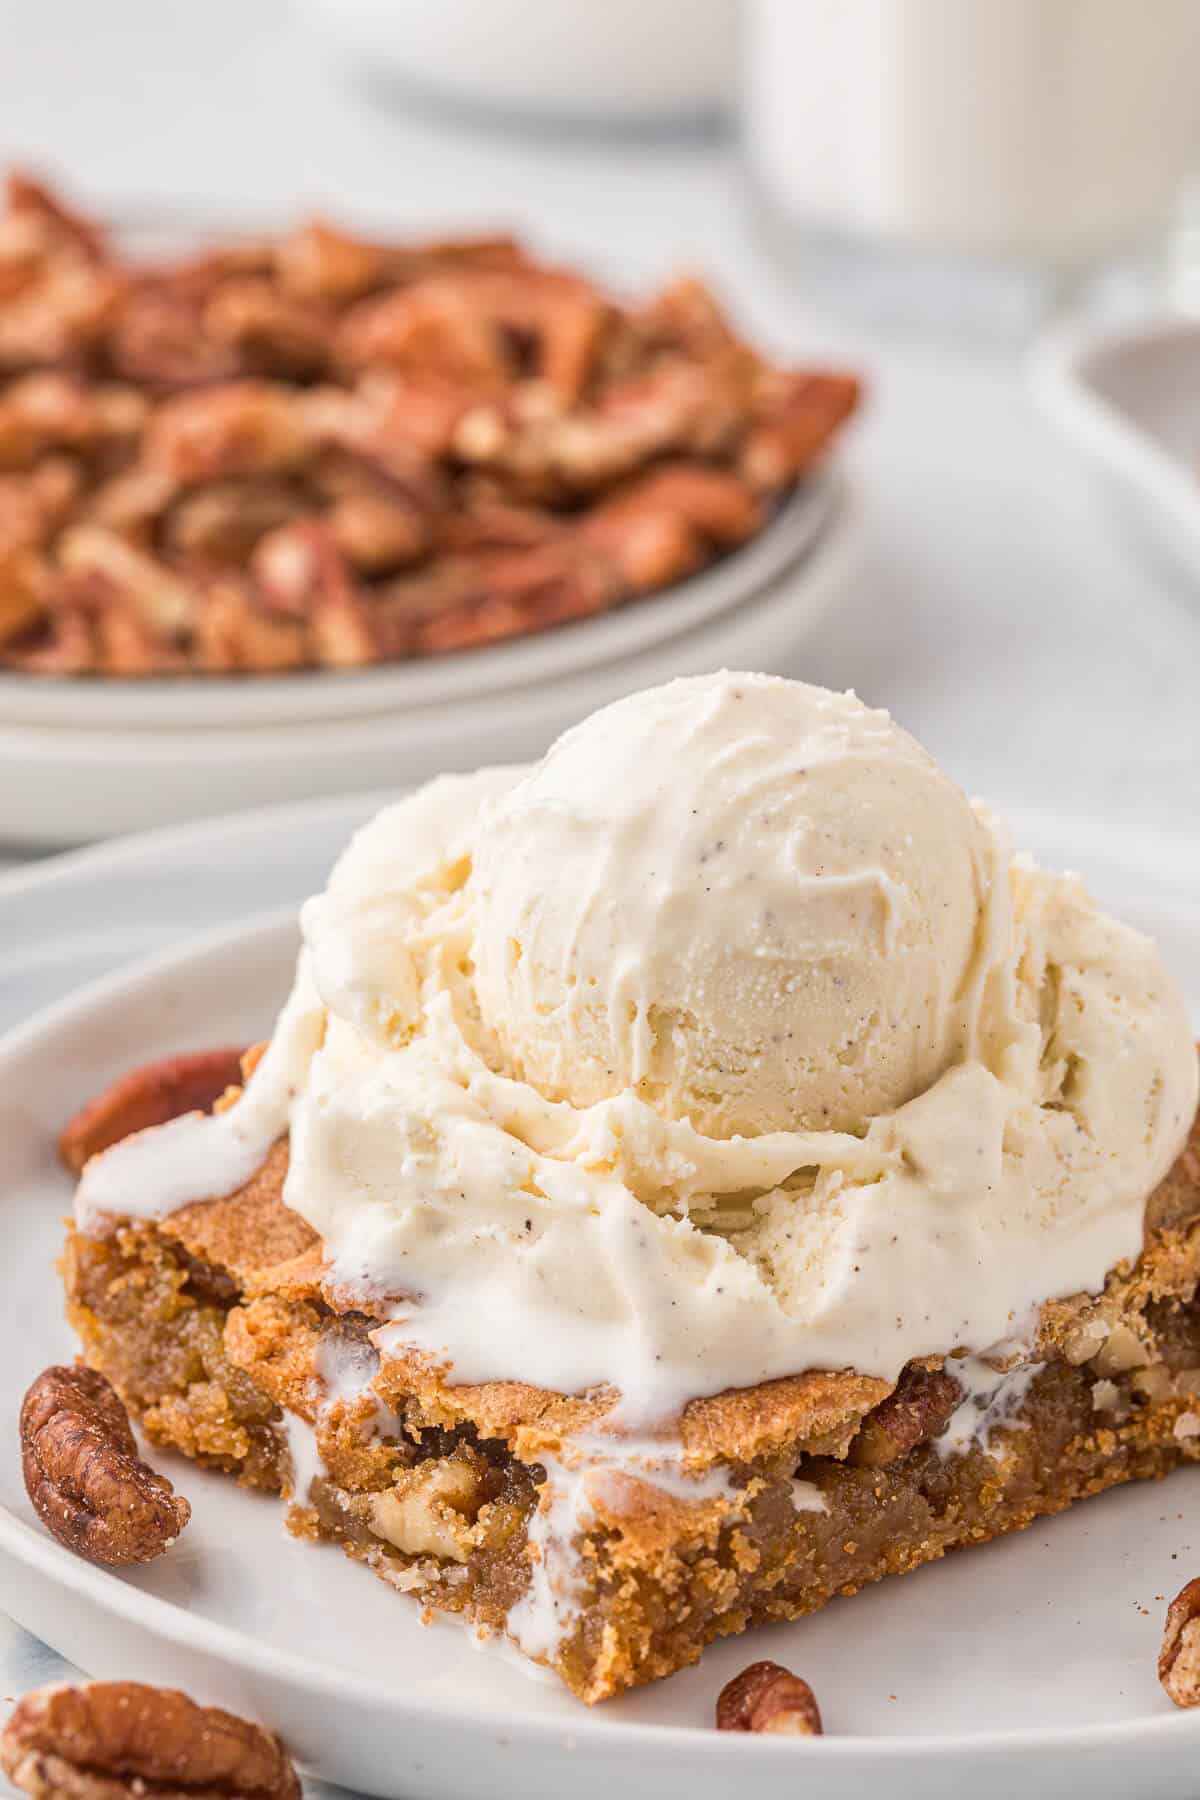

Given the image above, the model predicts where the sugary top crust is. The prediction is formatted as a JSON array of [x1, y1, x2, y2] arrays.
[[104, 1106, 1200, 1474]]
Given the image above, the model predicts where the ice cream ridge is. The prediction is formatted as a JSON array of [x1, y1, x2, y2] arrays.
[[78, 672, 1198, 1426]]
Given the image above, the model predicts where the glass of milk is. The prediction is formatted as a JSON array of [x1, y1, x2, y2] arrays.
[[743, 0, 1200, 330]]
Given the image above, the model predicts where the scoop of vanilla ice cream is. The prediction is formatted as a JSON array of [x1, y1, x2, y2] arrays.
[[468, 673, 997, 1136]]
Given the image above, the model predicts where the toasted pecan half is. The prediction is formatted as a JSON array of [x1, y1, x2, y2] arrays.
[[0, 1681, 300, 1800], [20, 1365, 190, 1566], [59, 1046, 247, 1174]]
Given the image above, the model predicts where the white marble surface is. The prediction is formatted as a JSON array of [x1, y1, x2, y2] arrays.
[[0, 3, 1197, 1787]]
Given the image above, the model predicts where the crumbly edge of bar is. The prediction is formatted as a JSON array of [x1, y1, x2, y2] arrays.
[[62, 1117, 1200, 1701]]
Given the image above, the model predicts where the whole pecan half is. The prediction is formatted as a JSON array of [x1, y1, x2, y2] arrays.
[[59, 1046, 247, 1174], [716, 1660, 823, 1736], [1161, 1578, 1200, 1707], [21, 1365, 190, 1565], [0, 1681, 301, 1800]]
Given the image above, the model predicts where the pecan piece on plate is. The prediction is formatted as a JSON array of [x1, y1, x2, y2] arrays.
[[251, 520, 377, 666], [0, 548, 48, 647], [337, 264, 605, 396], [192, 575, 308, 674], [0, 261, 125, 374], [1, 595, 96, 673], [203, 276, 333, 381], [716, 1661, 823, 1736], [20, 1365, 190, 1565], [336, 278, 510, 387], [0, 373, 140, 475], [58, 1045, 247, 1173], [274, 216, 389, 306], [143, 381, 309, 486], [107, 286, 244, 393], [57, 525, 196, 639], [739, 369, 863, 491], [0, 1681, 300, 1800], [83, 468, 178, 548], [5, 170, 107, 263], [1160, 1578, 1200, 1707], [0, 459, 85, 557], [164, 478, 304, 564], [579, 461, 763, 591], [632, 273, 742, 360]]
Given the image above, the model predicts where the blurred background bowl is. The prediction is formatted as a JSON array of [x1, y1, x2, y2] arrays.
[[302, 0, 737, 133]]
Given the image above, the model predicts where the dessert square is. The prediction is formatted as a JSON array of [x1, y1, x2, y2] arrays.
[[59, 673, 1200, 1701]]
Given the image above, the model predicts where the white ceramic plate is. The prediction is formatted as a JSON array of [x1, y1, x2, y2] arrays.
[[0, 475, 858, 849], [0, 477, 836, 732], [1030, 312, 1200, 589], [0, 801, 1199, 1798]]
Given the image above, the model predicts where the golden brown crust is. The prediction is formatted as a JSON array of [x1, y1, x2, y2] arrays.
[[162, 1141, 319, 1286], [83, 1111, 892, 1464], [82, 1103, 1200, 1472]]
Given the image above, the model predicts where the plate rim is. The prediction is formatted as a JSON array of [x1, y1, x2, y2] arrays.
[[2, 889, 1200, 1762]]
